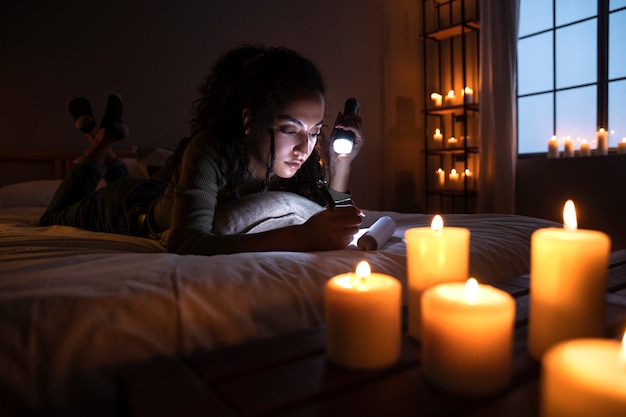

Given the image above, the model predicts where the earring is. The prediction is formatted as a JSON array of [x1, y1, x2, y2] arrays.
[[245, 128, 251, 135]]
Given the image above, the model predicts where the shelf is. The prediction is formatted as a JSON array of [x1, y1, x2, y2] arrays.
[[427, 146, 479, 155], [424, 21, 480, 41], [427, 189, 477, 196], [426, 103, 479, 115]]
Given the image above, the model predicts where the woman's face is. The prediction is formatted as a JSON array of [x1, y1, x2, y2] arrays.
[[249, 90, 325, 179]]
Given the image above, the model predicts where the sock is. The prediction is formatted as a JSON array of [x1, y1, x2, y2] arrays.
[[100, 94, 129, 140], [67, 97, 96, 133]]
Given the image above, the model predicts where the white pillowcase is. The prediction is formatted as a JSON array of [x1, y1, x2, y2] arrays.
[[212, 191, 324, 235], [0, 180, 61, 208]]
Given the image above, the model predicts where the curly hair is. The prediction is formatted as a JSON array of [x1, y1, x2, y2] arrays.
[[163, 44, 328, 201]]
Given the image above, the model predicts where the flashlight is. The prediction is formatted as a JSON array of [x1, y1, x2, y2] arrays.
[[332, 98, 359, 154]]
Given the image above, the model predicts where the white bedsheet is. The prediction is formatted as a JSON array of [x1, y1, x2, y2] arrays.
[[0, 206, 558, 409]]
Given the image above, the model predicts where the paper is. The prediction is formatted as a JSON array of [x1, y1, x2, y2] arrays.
[[357, 216, 397, 251]]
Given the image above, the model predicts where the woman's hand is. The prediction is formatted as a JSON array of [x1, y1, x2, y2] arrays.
[[327, 110, 364, 193], [298, 205, 363, 251]]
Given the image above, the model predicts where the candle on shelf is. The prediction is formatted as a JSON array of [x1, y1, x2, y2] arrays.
[[431, 93, 442, 107], [444, 89, 456, 106], [433, 128, 443, 142], [404, 215, 470, 340], [463, 168, 474, 188], [547, 136, 559, 158], [618, 138, 626, 155], [422, 278, 515, 396], [436, 168, 445, 188], [461, 87, 474, 103], [325, 261, 401, 369], [448, 168, 459, 184], [579, 139, 591, 156], [541, 332, 626, 417], [563, 136, 574, 157], [447, 136, 458, 147], [596, 128, 609, 155], [528, 200, 611, 359]]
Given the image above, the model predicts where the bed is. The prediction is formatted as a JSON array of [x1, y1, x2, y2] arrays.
[[0, 152, 563, 413]]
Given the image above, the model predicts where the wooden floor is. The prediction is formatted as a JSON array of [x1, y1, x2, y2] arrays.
[[21, 250, 626, 416]]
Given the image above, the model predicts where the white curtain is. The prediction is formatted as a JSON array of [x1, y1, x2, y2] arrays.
[[477, 0, 520, 213]]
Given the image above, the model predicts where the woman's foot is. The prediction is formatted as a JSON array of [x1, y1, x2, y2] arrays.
[[100, 94, 129, 140], [67, 97, 97, 134]]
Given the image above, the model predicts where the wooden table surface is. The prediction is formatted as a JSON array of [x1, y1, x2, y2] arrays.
[[73, 250, 626, 417]]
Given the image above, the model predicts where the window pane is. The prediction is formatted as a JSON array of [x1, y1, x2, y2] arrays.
[[518, 93, 554, 154], [611, 0, 626, 11], [556, 19, 597, 88], [609, 10, 626, 80], [556, 0, 597, 26], [519, 0, 553, 37], [556, 86, 596, 144], [609, 79, 626, 147], [518, 33, 554, 95]]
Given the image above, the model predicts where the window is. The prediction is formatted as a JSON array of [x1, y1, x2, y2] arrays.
[[517, 0, 626, 155]]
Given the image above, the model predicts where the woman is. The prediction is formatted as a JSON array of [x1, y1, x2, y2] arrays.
[[40, 44, 365, 256]]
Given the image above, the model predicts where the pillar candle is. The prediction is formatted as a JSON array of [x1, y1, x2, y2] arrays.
[[528, 200, 611, 359], [436, 168, 445, 188], [448, 136, 458, 147], [547, 136, 559, 158], [618, 138, 626, 155], [422, 278, 515, 396], [405, 215, 470, 340], [444, 90, 456, 106], [462, 86, 474, 103], [325, 261, 401, 369], [463, 168, 474, 188], [579, 139, 591, 156], [431, 93, 442, 107], [448, 168, 459, 186], [433, 128, 443, 142], [541, 334, 626, 417], [563, 137, 574, 157], [596, 128, 608, 155]]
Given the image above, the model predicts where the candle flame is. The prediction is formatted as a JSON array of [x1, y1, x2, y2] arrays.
[[464, 169, 471, 175], [435, 128, 441, 134], [431, 215, 443, 232], [599, 128, 605, 133], [431, 93, 442, 99], [355, 261, 371, 278], [621, 330, 626, 368], [563, 200, 578, 232], [447, 90, 455, 98], [464, 278, 479, 305]]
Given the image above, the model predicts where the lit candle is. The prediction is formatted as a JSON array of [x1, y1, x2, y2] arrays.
[[528, 200, 611, 359], [596, 128, 609, 155], [563, 136, 574, 157], [431, 93, 442, 107], [547, 136, 559, 158], [579, 139, 591, 156], [405, 215, 470, 340], [447, 136, 458, 147], [541, 333, 626, 417], [462, 86, 474, 103], [448, 168, 459, 184], [433, 128, 443, 142], [618, 138, 626, 155], [325, 261, 401, 369], [422, 278, 515, 396], [463, 168, 474, 188], [444, 89, 456, 106], [436, 168, 445, 188]]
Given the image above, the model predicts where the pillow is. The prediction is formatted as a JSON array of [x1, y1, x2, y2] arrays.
[[212, 191, 324, 235], [0, 180, 61, 208]]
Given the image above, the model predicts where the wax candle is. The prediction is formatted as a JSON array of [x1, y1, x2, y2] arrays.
[[618, 138, 626, 155], [431, 93, 442, 107], [463, 168, 474, 188], [422, 278, 515, 396], [541, 333, 626, 417], [462, 87, 474, 103], [448, 168, 459, 185], [436, 168, 445, 188], [325, 261, 401, 369], [448, 136, 458, 147], [528, 200, 611, 359], [433, 128, 443, 142], [579, 139, 591, 156], [444, 89, 456, 106], [547, 136, 559, 158], [596, 128, 608, 155], [405, 215, 470, 340], [563, 137, 574, 157]]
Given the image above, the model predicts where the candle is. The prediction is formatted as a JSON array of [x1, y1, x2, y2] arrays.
[[547, 136, 559, 158], [325, 261, 401, 369], [579, 139, 591, 156], [444, 89, 456, 106], [405, 215, 470, 340], [447, 136, 458, 147], [528, 200, 611, 359], [433, 128, 443, 142], [618, 138, 626, 155], [463, 168, 474, 188], [431, 93, 442, 107], [436, 168, 445, 188], [448, 168, 459, 184], [563, 137, 574, 157], [596, 128, 608, 155], [541, 333, 626, 417], [422, 278, 515, 396], [462, 86, 474, 103]]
